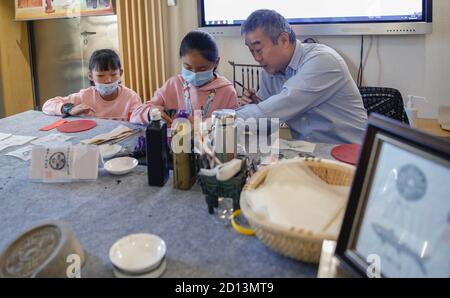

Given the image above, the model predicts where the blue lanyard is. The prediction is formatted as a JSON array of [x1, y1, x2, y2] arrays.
[[183, 81, 216, 118]]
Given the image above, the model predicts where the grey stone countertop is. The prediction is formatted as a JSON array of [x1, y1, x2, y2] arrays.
[[0, 111, 337, 278]]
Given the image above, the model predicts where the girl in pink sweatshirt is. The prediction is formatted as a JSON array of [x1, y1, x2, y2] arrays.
[[43, 49, 142, 121], [130, 30, 238, 125]]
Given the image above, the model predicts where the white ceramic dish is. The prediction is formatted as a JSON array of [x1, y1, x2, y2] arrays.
[[113, 258, 166, 278], [99, 144, 122, 159], [109, 233, 167, 274], [104, 157, 138, 175]]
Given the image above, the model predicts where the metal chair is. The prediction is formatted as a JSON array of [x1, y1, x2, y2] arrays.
[[228, 61, 262, 98], [358, 86, 410, 124]]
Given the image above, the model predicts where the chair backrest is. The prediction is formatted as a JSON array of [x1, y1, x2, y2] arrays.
[[229, 61, 262, 98], [358, 86, 410, 124]]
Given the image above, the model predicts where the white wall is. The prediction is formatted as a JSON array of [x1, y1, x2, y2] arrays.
[[165, 0, 450, 118]]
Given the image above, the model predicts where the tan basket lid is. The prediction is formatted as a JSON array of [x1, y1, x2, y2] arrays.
[[0, 221, 85, 278]]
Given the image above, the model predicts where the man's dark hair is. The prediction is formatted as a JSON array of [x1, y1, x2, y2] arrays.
[[241, 9, 296, 44], [179, 30, 219, 62], [89, 49, 121, 72]]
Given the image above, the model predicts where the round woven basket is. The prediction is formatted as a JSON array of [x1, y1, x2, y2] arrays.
[[240, 158, 355, 264]]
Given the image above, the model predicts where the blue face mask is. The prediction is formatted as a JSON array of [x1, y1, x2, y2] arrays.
[[95, 80, 120, 97], [181, 67, 214, 87]]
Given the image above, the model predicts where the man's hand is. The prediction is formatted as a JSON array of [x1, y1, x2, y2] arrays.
[[240, 88, 261, 106], [68, 104, 96, 116]]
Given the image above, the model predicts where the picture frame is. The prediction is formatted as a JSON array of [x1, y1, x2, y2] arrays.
[[15, 0, 114, 21], [335, 113, 450, 278]]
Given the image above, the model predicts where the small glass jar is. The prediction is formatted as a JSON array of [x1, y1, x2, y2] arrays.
[[211, 109, 237, 163]]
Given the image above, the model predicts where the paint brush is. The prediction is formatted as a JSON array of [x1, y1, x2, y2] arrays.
[[235, 81, 261, 103]]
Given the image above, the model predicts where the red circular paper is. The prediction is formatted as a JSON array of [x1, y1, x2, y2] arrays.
[[57, 120, 97, 133], [331, 144, 361, 165]]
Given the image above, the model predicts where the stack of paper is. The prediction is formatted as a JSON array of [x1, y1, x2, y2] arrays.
[[80, 125, 134, 145], [5, 134, 73, 161], [0, 135, 36, 152], [271, 138, 316, 153], [29, 144, 99, 182], [0, 133, 12, 141], [246, 160, 350, 236]]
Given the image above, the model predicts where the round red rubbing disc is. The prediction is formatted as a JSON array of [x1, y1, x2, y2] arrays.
[[331, 144, 361, 165], [57, 120, 97, 133]]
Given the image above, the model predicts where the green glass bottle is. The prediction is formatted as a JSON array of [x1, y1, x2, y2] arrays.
[[172, 110, 197, 190]]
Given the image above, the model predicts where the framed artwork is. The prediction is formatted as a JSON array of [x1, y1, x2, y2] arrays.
[[15, 0, 114, 21], [336, 113, 450, 278]]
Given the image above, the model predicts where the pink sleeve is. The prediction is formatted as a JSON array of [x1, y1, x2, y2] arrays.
[[129, 91, 166, 124], [129, 102, 153, 124], [42, 92, 83, 116], [226, 88, 238, 109], [127, 92, 143, 113], [126, 93, 143, 122], [129, 80, 172, 125]]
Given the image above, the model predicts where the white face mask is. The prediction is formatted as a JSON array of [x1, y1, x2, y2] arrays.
[[181, 67, 215, 87], [95, 81, 120, 96]]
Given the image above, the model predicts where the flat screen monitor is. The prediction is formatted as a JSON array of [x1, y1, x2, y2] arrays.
[[197, 0, 433, 36]]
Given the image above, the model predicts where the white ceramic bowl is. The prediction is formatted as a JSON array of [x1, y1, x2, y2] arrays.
[[112, 258, 167, 278], [99, 144, 122, 159], [104, 157, 138, 175], [109, 233, 167, 274]]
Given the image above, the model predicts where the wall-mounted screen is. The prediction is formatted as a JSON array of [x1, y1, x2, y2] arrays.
[[198, 0, 433, 36]]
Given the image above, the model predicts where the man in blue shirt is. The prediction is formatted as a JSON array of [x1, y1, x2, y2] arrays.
[[236, 9, 368, 144]]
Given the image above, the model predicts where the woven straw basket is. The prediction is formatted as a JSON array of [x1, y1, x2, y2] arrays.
[[240, 158, 355, 264]]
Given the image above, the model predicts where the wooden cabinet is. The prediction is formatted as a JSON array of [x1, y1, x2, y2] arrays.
[[0, 0, 34, 118]]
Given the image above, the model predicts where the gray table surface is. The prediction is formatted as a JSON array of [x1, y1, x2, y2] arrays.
[[0, 111, 336, 278]]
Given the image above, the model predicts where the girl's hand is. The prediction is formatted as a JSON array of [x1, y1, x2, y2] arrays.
[[149, 105, 173, 124], [69, 104, 96, 116]]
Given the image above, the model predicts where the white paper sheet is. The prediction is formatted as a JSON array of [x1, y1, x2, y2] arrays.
[[0, 135, 36, 152], [29, 144, 99, 182], [5, 135, 74, 161], [31, 133, 74, 146], [0, 133, 12, 142], [271, 139, 316, 153], [246, 161, 350, 236], [5, 145, 34, 161]]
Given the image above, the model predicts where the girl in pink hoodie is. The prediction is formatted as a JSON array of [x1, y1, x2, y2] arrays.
[[130, 30, 238, 125], [43, 49, 142, 121]]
